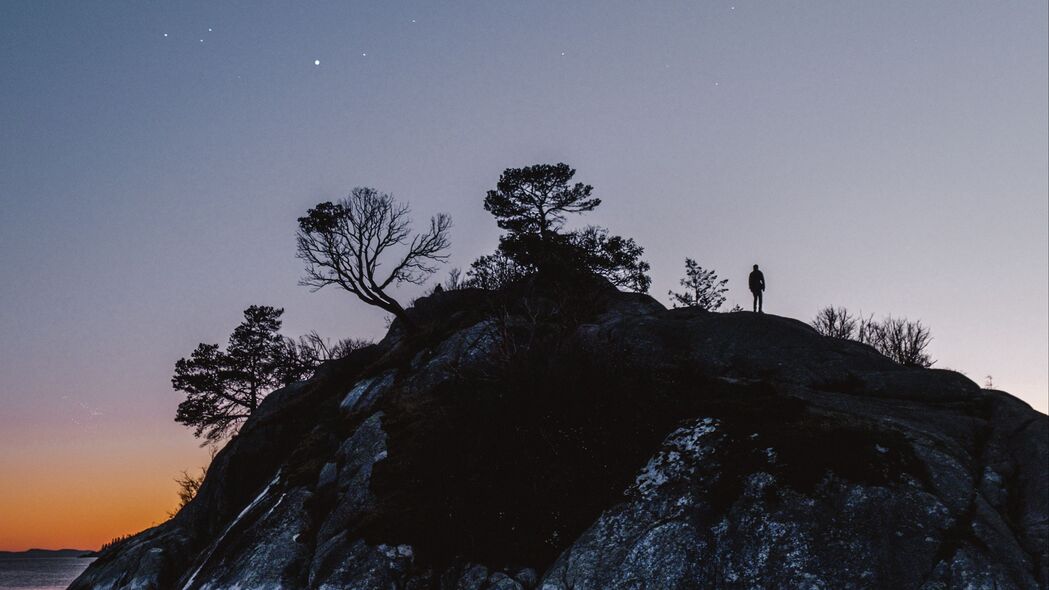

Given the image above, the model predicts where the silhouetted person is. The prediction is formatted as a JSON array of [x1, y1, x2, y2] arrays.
[[749, 264, 765, 313]]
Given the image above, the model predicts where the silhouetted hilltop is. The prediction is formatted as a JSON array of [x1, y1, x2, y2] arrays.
[[71, 271, 1048, 589]]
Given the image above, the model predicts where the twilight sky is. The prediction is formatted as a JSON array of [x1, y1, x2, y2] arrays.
[[0, 1, 1046, 551]]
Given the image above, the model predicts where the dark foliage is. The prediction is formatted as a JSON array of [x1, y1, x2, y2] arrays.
[[297, 187, 451, 326], [668, 258, 729, 310], [566, 226, 652, 293], [483, 163, 599, 238], [97, 534, 135, 554], [464, 251, 531, 291], [483, 163, 605, 272], [173, 305, 288, 443], [475, 163, 651, 293]]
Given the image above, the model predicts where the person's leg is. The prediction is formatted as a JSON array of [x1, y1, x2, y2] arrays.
[[752, 291, 758, 312], [758, 291, 763, 313]]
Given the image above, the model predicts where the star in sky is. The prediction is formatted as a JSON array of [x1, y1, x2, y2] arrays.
[[314, 59, 321, 66]]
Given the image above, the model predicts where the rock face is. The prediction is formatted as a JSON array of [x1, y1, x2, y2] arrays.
[[71, 274, 1048, 590]]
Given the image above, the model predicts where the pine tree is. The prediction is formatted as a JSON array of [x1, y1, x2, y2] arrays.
[[668, 259, 729, 311], [483, 163, 600, 239], [172, 305, 288, 443]]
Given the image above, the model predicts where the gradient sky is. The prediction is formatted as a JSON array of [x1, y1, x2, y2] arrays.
[[0, 1, 1046, 551]]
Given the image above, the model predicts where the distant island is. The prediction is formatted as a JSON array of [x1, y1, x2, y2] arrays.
[[0, 548, 95, 558]]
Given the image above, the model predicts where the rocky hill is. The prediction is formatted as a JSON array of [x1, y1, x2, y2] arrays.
[[71, 272, 1048, 589]]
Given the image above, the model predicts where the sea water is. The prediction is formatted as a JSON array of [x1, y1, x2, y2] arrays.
[[0, 556, 94, 590]]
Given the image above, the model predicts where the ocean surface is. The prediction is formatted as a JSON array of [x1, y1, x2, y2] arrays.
[[0, 557, 94, 590]]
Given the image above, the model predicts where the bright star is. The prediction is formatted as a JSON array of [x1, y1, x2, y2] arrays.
[[314, 59, 321, 66], [163, 33, 168, 37], [362, 52, 367, 57], [208, 28, 213, 32]]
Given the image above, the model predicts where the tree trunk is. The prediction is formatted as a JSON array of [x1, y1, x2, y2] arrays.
[[382, 300, 417, 333]]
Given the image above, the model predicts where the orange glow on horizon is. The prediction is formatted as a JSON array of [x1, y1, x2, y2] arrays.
[[0, 421, 210, 552]]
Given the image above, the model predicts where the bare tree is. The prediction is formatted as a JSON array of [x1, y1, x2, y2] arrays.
[[876, 316, 934, 368], [855, 312, 880, 345], [168, 447, 217, 517], [170, 468, 204, 517], [812, 306, 858, 339], [277, 332, 372, 383], [811, 307, 934, 368], [296, 187, 451, 327], [443, 268, 465, 291]]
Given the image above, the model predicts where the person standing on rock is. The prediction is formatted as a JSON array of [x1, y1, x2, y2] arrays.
[[749, 264, 765, 313]]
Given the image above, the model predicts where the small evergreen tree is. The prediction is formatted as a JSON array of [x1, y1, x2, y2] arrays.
[[464, 251, 530, 290], [668, 258, 729, 311], [172, 305, 288, 443]]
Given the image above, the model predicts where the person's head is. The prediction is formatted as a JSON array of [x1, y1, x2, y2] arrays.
[[753, 264, 759, 271]]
